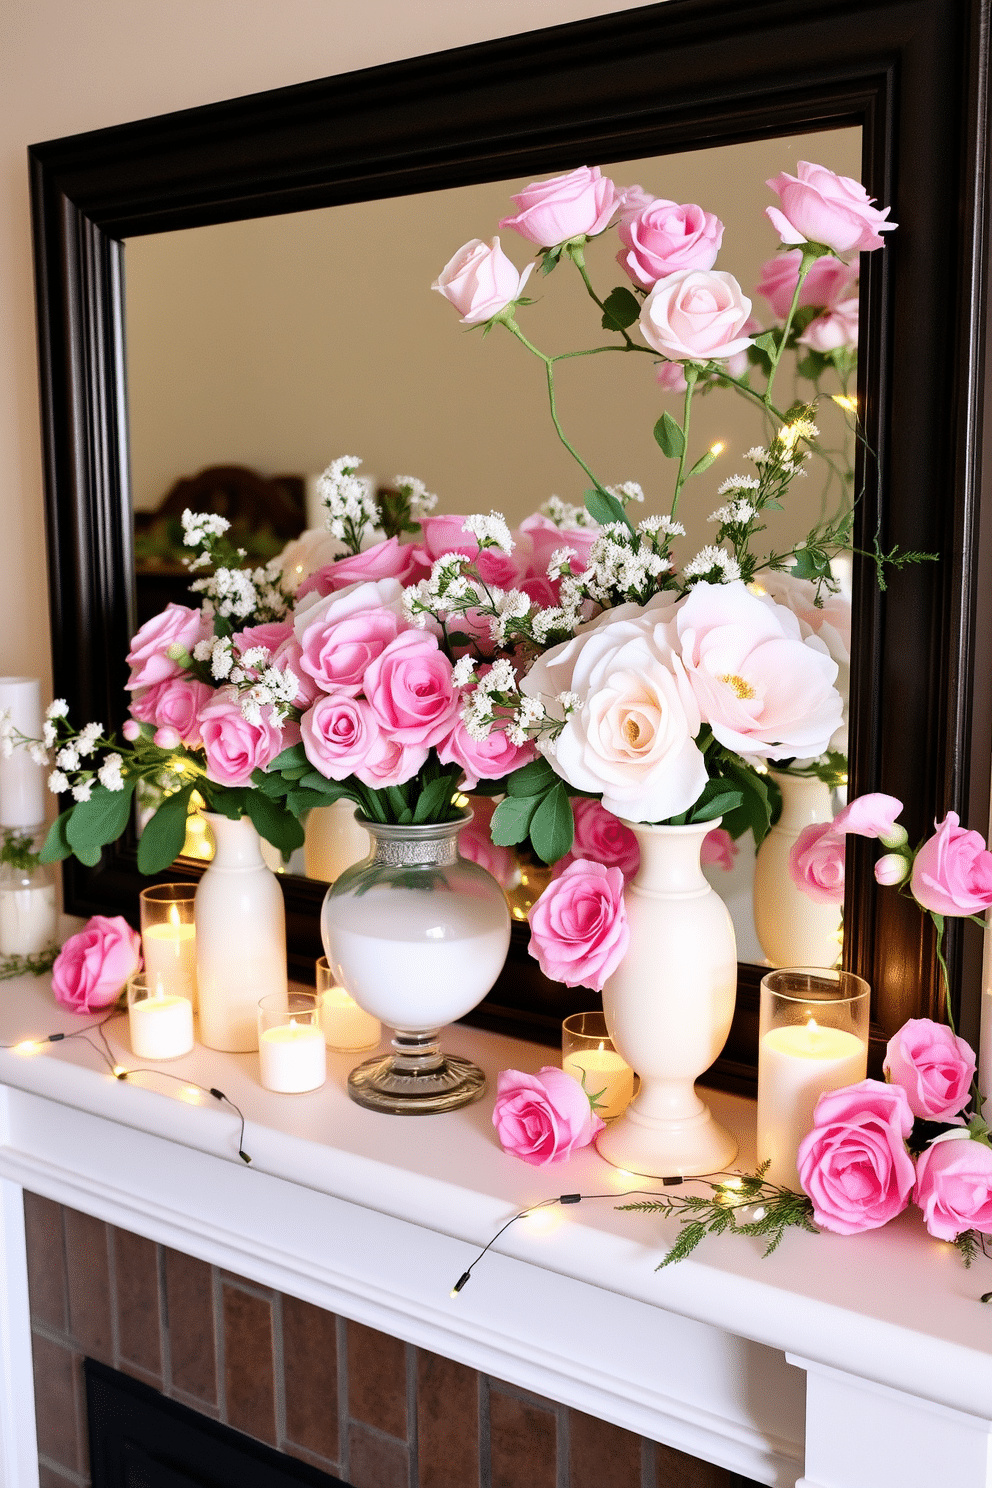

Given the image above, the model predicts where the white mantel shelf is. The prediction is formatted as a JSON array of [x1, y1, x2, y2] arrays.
[[0, 971, 990, 1488]]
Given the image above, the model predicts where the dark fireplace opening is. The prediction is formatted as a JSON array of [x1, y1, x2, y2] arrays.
[[85, 1361, 346, 1488]]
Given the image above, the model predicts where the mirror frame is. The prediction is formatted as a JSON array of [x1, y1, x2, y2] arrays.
[[29, 0, 992, 1089]]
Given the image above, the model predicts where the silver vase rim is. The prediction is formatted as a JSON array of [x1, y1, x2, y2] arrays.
[[353, 808, 472, 840]]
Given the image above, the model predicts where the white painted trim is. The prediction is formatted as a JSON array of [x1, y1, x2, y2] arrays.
[[0, 1179, 39, 1488]]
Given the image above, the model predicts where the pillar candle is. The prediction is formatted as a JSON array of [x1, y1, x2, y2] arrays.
[[562, 1045, 634, 1121], [757, 1018, 867, 1186], [0, 678, 44, 828], [141, 909, 197, 1003], [128, 992, 195, 1060], [320, 984, 380, 1051], [259, 1019, 326, 1092], [0, 883, 57, 956]]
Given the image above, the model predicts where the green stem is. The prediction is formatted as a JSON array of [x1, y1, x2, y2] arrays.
[[501, 317, 608, 495], [703, 364, 790, 424], [764, 249, 819, 407], [570, 247, 635, 348], [671, 372, 697, 517]]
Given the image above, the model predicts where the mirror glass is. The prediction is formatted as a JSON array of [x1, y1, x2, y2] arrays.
[[124, 126, 861, 967]]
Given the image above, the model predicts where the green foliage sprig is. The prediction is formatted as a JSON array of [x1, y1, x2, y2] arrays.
[[0, 947, 58, 981], [0, 829, 41, 873]]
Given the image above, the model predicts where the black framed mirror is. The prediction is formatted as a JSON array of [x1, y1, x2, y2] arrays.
[[29, 0, 992, 1089]]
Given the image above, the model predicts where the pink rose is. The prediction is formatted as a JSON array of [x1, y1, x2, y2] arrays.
[[655, 361, 688, 394], [615, 184, 655, 224], [459, 812, 516, 889], [766, 161, 896, 255], [499, 165, 618, 248], [527, 859, 629, 991], [199, 685, 288, 787], [914, 1136, 992, 1241], [301, 693, 383, 780], [153, 726, 182, 749], [911, 811, 992, 916], [700, 826, 738, 873], [128, 677, 214, 747], [797, 299, 859, 354], [436, 717, 536, 790], [676, 581, 843, 760], [232, 621, 293, 657], [639, 269, 754, 363], [364, 630, 459, 746], [52, 914, 142, 1013], [797, 1079, 916, 1234], [831, 792, 905, 843], [353, 733, 428, 790], [295, 538, 419, 601], [563, 798, 640, 879], [517, 514, 598, 588], [125, 604, 213, 690], [268, 632, 320, 707], [789, 823, 845, 905], [418, 514, 524, 589], [617, 199, 724, 290], [883, 1018, 976, 1121], [432, 237, 533, 324], [295, 579, 406, 696], [756, 249, 858, 320], [492, 1066, 604, 1166]]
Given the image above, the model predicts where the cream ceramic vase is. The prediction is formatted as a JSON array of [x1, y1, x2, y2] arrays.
[[303, 799, 371, 883], [596, 821, 739, 1178], [195, 813, 288, 1052], [753, 770, 842, 968]]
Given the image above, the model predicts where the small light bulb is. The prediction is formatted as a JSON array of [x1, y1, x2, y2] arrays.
[[710, 441, 725, 457], [112, 1065, 128, 1080], [831, 393, 858, 413], [751, 1206, 767, 1221], [723, 1177, 744, 1191], [13, 1040, 41, 1056]]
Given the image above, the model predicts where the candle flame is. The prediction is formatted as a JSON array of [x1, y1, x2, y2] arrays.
[[168, 902, 181, 928], [806, 1017, 819, 1031], [597, 1041, 605, 1054], [289, 1017, 298, 1029]]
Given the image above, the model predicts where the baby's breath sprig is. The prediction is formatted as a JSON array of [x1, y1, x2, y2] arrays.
[[617, 1163, 819, 1267], [377, 474, 439, 538], [316, 455, 380, 554], [181, 510, 293, 626]]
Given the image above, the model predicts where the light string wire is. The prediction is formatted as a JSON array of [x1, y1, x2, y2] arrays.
[[1, 1010, 253, 1165]]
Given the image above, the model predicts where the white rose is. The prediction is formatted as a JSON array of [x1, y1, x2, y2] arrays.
[[676, 581, 844, 759], [639, 268, 754, 362], [521, 597, 708, 823]]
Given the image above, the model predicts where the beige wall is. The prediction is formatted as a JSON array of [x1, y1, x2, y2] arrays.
[[0, 0, 660, 691]]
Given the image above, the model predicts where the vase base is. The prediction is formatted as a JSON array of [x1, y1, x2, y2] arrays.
[[595, 1099, 738, 1178], [347, 1052, 486, 1115]]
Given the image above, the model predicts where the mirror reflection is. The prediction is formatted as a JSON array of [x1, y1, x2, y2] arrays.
[[124, 127, 861, 969]]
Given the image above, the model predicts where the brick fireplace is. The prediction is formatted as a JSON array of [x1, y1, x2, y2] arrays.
[[24, 1193, 744, 1488]]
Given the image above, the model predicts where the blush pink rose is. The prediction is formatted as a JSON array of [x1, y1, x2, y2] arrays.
[[353, 733, 428, 789], [52, 914, 142, 1013], [911, 811, 992, 916], [364, 630, 459, 746], [268, 633, 320, 707], [199, 685, 288, 786], [517, 513, 599, 587], [301, 693, 383, 780], [122, 719, 141, 742], [295, 579, 406, 696], [766, 161, 896, 254], [913, 1136, 992, 1240], [295, 537, 420, 601], [527, 859, 629, 991], [756, 249, 858, 320], [701, 826, 738, 873], [797, 1079, 915, 1234], [125, 604, 213, 689], [639, 269, 754, 363], [797, 299, 859, 354], [789, 822, 845, 905], [232, 621, 293, 657], [128, 677, 214, 747], [418, 514, 524, 589], [153, 726, 182, 749], [883, 1018, 976, 1121], [432, 236, 533, 325], [832, 792, 905, 843], [436, 717, 536, 789], [499, 165, 618, 248], [617, 199, 724, 290], [492, 1066, 605, 1166], [875, 851, 910, 887], [555, 798, 641, 880], [655, 360, 688, 394]]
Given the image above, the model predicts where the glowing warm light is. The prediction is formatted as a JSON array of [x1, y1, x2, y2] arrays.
[[449, 1287, 461, 1299], [168, 903, 181, 929], [522, 1207, 558, 1233], [748, 582, 767, 597], [831, 394, 858, 413], [178, 1085, 201, 1104], [723, 1178, 744, 1191], [779, 423, 801, 454], [13, 1040, 42, 1056], [709, 441, 725, 457], [452, 792, 470, 809], [751, 1207, 767, 1222], [512, 907, 527, 921]]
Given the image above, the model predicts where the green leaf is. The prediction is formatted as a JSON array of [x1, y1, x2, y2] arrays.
[[491, 794, 541, 846], [413, 775, 458, 823], [251, 770, 290, 800], [653, 410, 686, 460], [686, 448, 718, 479], [65, 781, 136, 854], [505, 757, 558, 797], [600, 286, 641, 331], [687, 788, 743, 824], [530, 783, 574, 864], [752, 331, 779, 357], [584, 486, 631, 529], [245, 791, 306, 854], [267, 743, 309, 775], [445, 632, 473, 649], [286, 787, 347, 817], [38, 810, 73, 864], [299, 771, 348, 797], [137, 783, 196, 875], [208, 787, 248, 820]]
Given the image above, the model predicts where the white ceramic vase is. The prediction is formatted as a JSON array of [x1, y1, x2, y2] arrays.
[[596, 821, 739, 1178], [753, 770, 842, 968], [195, 813, 287, 1052], [303, 799, 371, 883]]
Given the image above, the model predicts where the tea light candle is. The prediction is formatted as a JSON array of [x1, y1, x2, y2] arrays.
[[259, 1018, 326, 1093], [0, 678, 44, 828], [142, 904, 197, 1001], [320, 983, 381, 1051], [128, 989, 195, 1060], [563, 1042, 634, 1121], [757, 1017, 867, 1185]]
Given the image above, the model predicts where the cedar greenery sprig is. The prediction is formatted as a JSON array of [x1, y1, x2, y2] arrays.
[[617, 1162, 819, 1267]]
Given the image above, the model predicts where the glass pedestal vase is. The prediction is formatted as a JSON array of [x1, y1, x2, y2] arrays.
[[595, 820, 739, 1178], [320, 812, 510, 1114], [753, 770, 842, 968]]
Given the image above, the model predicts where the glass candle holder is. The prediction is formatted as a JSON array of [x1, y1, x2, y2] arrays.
[[562, 1010, 634, 1121], [140, 884, 197, 1006], [257, 991, 326, 1093], [0, 827, 57, 956], [127, 972, 195, 1060], [316, 957, 381, 1052], [757, 967, 871, 1186]]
